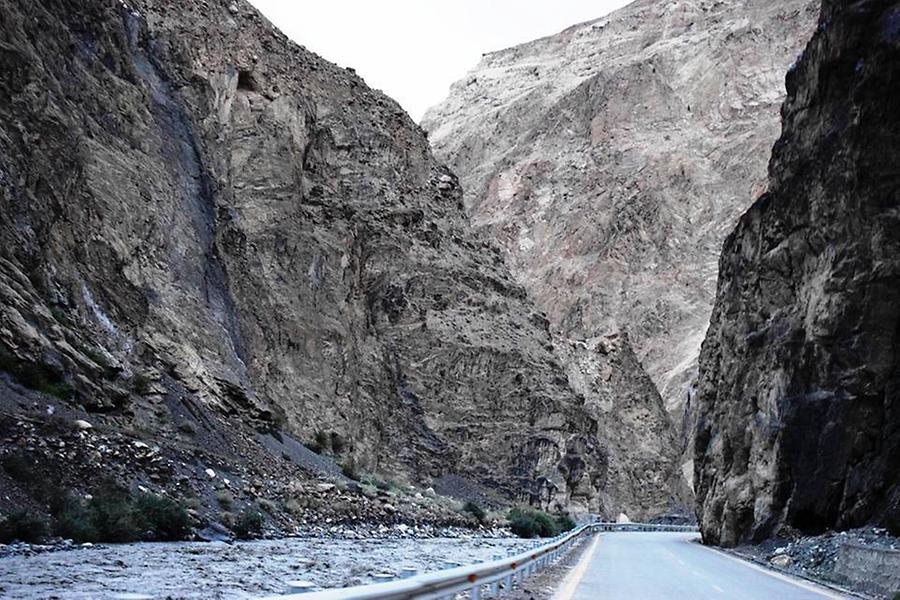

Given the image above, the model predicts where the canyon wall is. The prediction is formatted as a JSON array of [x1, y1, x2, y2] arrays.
[[0, 0, 613, 516], [423, 0, 819, 432], [694, 0, 900, 545]]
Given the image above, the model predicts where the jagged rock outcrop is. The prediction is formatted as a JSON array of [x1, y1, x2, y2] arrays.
[[423, 0, 819, 425], [0, 0, 609, 516], [556, 333, 679, 519], [694, 0, 900, 545]]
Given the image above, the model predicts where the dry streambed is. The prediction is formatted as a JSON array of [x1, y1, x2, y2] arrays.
[[0, 534, 531, 599]]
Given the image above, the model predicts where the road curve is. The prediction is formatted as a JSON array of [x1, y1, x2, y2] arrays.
[[554, 532, 849, 600]]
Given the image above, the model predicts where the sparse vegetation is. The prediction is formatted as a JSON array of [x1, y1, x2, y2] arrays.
[[0, 344, 72, 399], [362, 476, 400, 493], [132, 492, 191, 541], [463, 501, 486, 524], [307, 430, 349, 456], [131, 372, 151, 395], [0, 511, 50, 544], [215, 490, 234, 509], [507, 507, 575, 538], [340, 459, 360, 481], [52, 484, 190, 543], [1, 451, 33, 481], [330, 432, 347, 454], [48, 305, 70, 326], [232, 506, 265, 540], [554, 512, 576, 533]]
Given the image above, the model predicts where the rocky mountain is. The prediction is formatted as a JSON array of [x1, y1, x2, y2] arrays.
[[422, 0, 819, 430], [0, 0, 619, 523], [694, 0, 900, 546]]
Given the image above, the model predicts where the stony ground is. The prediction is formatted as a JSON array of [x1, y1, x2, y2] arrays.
[[0, 533, 534, 599], [731, 527, 900, 599]]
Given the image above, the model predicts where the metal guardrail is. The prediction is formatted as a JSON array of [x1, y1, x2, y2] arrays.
[[261, 521, 698, 600]]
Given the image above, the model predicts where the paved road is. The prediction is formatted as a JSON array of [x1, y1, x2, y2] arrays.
[[556, 532, 848, 600]]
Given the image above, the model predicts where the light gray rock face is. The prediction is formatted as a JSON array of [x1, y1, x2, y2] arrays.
[[694, 0, 900, 546], [422, 0, 819, 425], [0, 0, 608, 514], [555, 333, 679, 518]]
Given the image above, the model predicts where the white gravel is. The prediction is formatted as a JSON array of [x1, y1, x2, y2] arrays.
[[0, 536, 533, 599]]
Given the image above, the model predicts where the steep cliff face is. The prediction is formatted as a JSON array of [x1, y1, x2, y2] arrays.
[[556, 333, 679, 518], [0, 0, 608, 515], [694, 0, 900, 545], [423, 0, 819, 424]]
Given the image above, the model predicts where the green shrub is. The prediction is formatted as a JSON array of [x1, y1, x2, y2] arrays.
[[132, 493, 190, 541], [50, 487, 190, 543], [86, 491, 141, 542], [508, 508, 572, 538], [55, 501, 99, 542], [312, 430, 330, 454], [554, 513, 576, 533], [0, 511, 50, 543], [232, 507, 264, 540], [49, 306, 70, 326], [463, 501, 486, 524]]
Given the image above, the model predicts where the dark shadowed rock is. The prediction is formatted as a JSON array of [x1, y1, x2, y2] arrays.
[[694, 0, 900, 546]]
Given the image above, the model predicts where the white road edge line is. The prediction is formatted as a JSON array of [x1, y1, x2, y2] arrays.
[[697, 542, 848, 599], [553, 533, 602, 600]]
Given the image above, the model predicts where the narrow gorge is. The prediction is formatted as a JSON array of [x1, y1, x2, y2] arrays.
[[694, 0, 900, 546], [424, 0, 819, 504], [0, 1, 898, 595]]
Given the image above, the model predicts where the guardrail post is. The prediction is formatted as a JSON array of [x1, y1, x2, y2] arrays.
[[471, 583, 481, 600]]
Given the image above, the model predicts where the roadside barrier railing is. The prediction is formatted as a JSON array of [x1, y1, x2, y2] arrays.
[[260, 521, 698, 600]]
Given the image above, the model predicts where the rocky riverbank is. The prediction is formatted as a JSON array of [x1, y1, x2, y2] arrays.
[[0, 532, 532, 599]]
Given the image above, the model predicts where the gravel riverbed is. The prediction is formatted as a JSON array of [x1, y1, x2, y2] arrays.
[[0, 534, 533, 599]]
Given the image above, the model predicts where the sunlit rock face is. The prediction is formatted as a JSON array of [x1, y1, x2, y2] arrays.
[[0, 0, 614, 513], [694, 0, 900, 545]]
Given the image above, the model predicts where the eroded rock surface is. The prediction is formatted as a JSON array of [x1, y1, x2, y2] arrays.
[[694, 0, 900, 545], [0, 0, 608, 520], [423, 0, 818, 422]]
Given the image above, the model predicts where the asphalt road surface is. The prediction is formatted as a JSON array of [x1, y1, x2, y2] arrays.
[[554, 532, 849, 600]]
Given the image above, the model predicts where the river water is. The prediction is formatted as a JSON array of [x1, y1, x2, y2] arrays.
[[0, 535, 530, 599]]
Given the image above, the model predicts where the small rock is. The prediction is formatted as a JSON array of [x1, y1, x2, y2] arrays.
[[205, 468, 216, 479], [769, 554, 793, 568], [73, 419, 93, 430]]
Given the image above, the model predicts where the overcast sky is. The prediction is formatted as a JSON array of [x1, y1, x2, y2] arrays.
[[247, 1, 633, 121]]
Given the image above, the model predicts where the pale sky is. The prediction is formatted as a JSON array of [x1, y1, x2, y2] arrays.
[[248, 1, 633, 121]]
